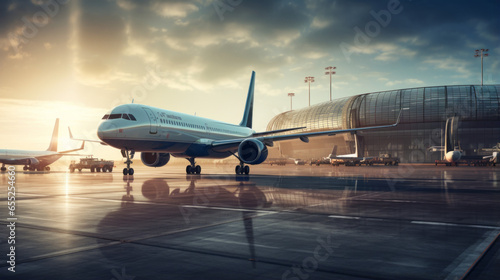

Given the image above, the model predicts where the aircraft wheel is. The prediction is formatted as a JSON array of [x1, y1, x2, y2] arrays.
[[108, 167, 113, 172], [123, 168, 128, 175], [23, 166, 28, 171], [235, 165, 242, 174], [128, 168, 134, 175], [186, 165, 192, 174], [1, 167, 6, 172], [244, 165, 250, 175], [195, 165, 201, 174]]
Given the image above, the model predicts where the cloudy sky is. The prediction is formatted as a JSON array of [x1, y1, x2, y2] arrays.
[[0, 0, 498, 159]]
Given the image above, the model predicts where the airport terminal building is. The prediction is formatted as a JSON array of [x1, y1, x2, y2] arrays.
[[266, 85, 500, 163]]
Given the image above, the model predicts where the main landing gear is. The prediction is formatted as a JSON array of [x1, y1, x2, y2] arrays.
[[235, 162, 250, 175], [122, 149, 135, 175], [186, 157, 201, 174], [231, 153, 250, 175], [1, 164, 6, 172]]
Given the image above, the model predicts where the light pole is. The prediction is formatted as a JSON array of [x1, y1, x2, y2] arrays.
[[474, 49, 489, 86], [287, 92, 295, 110], [325, 66, 336, 101], [304, 76, 315, 106]]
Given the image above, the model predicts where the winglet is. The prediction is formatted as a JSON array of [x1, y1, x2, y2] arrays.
[[239, 71, 255, 128], [46, 118, 59, 152]]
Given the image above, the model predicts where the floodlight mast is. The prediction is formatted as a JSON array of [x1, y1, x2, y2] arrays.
[[474, 48, 489, 86], [304, 76, 315, 106], [325, 66, 336, 101], [287, 92, 295, 110]]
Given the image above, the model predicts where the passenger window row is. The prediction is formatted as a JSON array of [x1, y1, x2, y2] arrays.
[[159, 119, 204, 130], [158, 119, 237, 135]]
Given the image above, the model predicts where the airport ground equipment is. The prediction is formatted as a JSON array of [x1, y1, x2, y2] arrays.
[[329, 154, 399, 166], [370, 154, 400, 166], [269, 159, 287, 166], [69, 157, 114, 172], [434, 158, 494, 167]]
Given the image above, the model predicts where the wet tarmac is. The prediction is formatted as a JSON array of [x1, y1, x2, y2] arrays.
[[1, 164, 499, 280]]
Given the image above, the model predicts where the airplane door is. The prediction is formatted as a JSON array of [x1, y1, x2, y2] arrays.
[[142, 107, 158, 134]]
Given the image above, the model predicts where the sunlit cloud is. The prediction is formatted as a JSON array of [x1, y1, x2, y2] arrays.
[[0, 0, 497, 151], [152, 1, 199, 18]]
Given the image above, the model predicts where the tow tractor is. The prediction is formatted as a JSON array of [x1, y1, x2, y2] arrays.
[[69, 157, 115, 173]]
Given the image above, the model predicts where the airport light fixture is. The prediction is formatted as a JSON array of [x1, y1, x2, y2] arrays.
[[325, 66, 336, 101], [474, 48, 489, 86], [304, 76, 315, 106], [288, 92, 295, 110]]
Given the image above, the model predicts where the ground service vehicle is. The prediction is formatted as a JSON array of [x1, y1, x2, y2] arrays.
[[69, 157, 114, 173]]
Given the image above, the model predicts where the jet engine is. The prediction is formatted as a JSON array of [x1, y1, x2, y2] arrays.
[[26, 158, 39, 165], [238, 139, 268, 165], [140, 152, 171, 167]]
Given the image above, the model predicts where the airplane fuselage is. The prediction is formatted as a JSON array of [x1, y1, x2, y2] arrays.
[[444, 150, 462, 163], [0, 149, 62, 166], [97, 104, 255, 159]]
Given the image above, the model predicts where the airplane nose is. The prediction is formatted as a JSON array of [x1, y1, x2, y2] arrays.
[[97, 122, 117, 140]]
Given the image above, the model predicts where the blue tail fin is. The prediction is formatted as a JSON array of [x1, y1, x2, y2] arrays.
[[239, 71, 255, 128]]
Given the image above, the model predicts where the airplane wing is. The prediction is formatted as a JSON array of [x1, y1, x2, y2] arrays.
[[212, 109, 405, 152], [251, 127, 306, 137], [59, 141, 86, 154], [428, 146, 445, 152]]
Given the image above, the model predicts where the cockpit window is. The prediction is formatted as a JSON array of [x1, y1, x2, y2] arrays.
[[104, 113, 137, 121]]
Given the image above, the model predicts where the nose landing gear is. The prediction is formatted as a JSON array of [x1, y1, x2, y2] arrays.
[[121, 149, 135, 175]]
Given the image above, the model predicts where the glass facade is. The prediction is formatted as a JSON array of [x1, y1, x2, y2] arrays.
[[266, 85, 500, 163]]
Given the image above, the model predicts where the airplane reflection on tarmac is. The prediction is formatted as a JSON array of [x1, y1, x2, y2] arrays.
[[93, 167, 484, 268], [98, 175, 271, 266]]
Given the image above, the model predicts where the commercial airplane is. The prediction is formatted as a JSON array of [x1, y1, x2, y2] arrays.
[[97, 71, 403, 175], [0, 119, 85, 171], [480, 143, 499, 166], [328, 133, 374, 166], [428, 116, 462, 164]]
